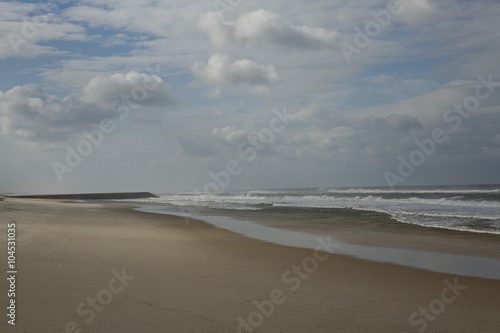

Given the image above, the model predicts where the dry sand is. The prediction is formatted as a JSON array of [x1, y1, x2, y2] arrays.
[[0, 198, 499, 332]]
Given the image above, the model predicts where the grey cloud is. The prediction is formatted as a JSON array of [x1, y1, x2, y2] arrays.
[[200, 10, 340, 50], [176, 138, 218, 157], [356, 114, 423, 132], [292, 104, 347, 130], [212, 126, 250, 147], [212, 125, 285, 157], [0, 84, 100, 143], [207, 105, 424, 164], [233, 10, 341, 49], [81, 71, 174, 108], [0, 71, 174, 144], [193, 55, 279, 96]]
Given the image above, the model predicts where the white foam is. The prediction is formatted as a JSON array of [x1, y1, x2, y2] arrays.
[[120, 188, 500, 234], [326, 188, 500, 194]]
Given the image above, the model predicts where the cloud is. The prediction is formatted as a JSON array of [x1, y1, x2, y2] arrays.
[[81, 71, 174, 108], [0, 71, 174, 145], [192, 54, 279, 96], [293, 104, 345, 130], [234, 10, 340, 49], [212, 125, 284, 157], [366, 74, 396, 84], [206, 103, 427, 165], [200, 9, 340, 50], [0, 84, 98, 144], [0, 2, 37, 21], [0, 2, 88, 59], [2, 0, 500, 190], [198, 11, 228, 48], [175, 138, 218, 157], [212, 126, 251, 147], [396, 0, 438, 24], [63, 1, 183, 37], [356, 114, 423, 132]]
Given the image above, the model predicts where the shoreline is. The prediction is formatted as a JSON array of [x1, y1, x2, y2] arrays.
[[1, 198, 499, 332], [134, 204, 500, 280]]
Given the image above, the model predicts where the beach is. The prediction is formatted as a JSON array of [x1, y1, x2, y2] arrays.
[[1, 197, 499, 332]]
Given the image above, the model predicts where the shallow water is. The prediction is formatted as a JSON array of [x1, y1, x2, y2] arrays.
[[134, 204, 500, 281]]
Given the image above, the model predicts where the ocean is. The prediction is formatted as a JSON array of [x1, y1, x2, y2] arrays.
[[109, 184, 500, 279], [122, 184, 500, 235]]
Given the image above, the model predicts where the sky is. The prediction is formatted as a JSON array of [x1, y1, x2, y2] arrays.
[[0, 0, 499, 194]]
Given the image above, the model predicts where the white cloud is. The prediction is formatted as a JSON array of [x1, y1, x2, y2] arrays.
[[198, 11, 228, 48], [81, 71, 174, 108], [396, 0, 438, 24], [200, 9, 340, 50], [233, 10, 340, 49], [193, 54, 279, 96], [0, 2, 88, 59], [0, 2, 38, 21], [0, 84, 97, 143], [2, 0, 500, 190], [207, 102, 427, 165], [0, 71, 174, 145], [212, 126, 251, 146], [63, 0, 202, 38]]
